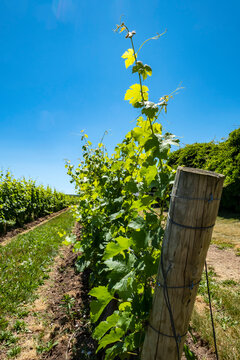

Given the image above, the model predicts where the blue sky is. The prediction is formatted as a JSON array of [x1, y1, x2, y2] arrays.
[[0, 0, 239, 193]]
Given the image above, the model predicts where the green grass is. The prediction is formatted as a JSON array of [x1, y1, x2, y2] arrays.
[[191, 269, 240, 360], [0, 210, 74, 320], [216, 242, 234, 250]]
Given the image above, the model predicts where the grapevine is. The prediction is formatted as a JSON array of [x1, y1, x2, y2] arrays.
[[67, 22, 179, 359]]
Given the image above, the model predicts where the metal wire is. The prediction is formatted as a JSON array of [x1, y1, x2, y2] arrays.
[[170, 193, 221, 203], [148, 323, 187, 341], [160, 252, 181, 360], [168, 215, 215, 230], [205, 261, 219, 360], [155, 279, 201, 290]]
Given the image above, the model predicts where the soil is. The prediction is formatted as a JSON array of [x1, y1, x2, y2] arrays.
[[206, 244, 240, 282], [183, 330, 216, 360], [0, 208, 68, 247]]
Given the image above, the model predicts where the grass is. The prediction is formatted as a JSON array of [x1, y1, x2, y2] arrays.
[[0, 210, 74, 317], [0, 210, 74, 357], [211, 215, 240, 254], [191, 248, 240, 360]]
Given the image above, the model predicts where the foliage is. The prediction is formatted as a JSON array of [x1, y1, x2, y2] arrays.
[[0, 171, 72, 234], [0, 211, 74, 319], [168, 128, 240, 212], [66, 22, 179, 359]]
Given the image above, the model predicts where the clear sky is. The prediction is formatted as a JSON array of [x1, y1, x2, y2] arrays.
[[0, 0, 239, 193]]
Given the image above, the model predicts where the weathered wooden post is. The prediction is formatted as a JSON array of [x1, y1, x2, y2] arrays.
[[142, 167, 224, 360]]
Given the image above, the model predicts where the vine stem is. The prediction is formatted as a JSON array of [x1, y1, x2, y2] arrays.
[[123, 26, 145, 103], [124, 24, 154, 135]]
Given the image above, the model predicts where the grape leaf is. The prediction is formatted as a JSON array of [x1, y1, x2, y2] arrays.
[[121, 48, 136, 68], [89, 286, 114, 323], [93, 312, 119, 340], [103, 236, 132, 260], [132, 61, 152, 80], [124, 84, 149, 106], [97, 328, 125, 353]]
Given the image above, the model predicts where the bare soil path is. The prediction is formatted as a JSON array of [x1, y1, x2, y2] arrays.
[[207, 245, 239, 281], [206, 216, 240, 282]]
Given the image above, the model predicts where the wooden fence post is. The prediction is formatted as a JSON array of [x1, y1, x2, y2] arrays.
[[141, 167, 224, 360]]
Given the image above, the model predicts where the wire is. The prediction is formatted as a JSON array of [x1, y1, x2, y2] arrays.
[[205, 261, 219, 360], [160, 251, 181, 360]]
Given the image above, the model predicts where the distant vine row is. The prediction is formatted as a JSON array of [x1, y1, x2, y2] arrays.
[[0, 171, 71, 234]]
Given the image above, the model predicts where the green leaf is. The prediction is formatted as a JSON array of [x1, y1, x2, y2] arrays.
[[103, 237, 132, 260], [89, 286, 114, 323], [141, 101, 159, 118], [131, 229, 151, 249], [124, 84, 149, 107], [128, 216, 145, 230], [96, 327, 125, 353], [132, 61, 152, 80], [104, 253, 136, 281], [119, 301, 132, 311], [142, 164, 158, 186], [121, 48, 135, 68], [130, 196, 155, 211], [93, 312, 119, 340], [125, 179, 138, 193], [109, 210, 125, 220], [105, 342, 124, 360], [143, 134, 159, 153], [123, 331, 142, 353], [75, 256, 90, 272], [112, 270, 135, 297]]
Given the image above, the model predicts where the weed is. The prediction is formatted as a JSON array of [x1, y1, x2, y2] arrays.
[[60, 294, 76, 324], [0, 317, 8, 331], [13, 320, 27, 333], [183, 344, 197, 359], [216, 243, 234, 250], [36, 339, 58, 354], [7, 346, 21, 358], [16, 309, 29, 318], [221, 279, 237, 286], [59, 266, 66, 273], [0, 331, 18, 346]]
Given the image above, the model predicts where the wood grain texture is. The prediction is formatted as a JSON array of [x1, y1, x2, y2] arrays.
[[141, 167, 225, 360]]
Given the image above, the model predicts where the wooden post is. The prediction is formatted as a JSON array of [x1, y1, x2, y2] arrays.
[[141, 167, 224, 360]]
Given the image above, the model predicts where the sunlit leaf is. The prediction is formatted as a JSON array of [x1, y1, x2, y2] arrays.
[[89, 286, 114, 323], [103, 237, 132, 260], [124, 84, 149, 106], [121, 48, 136, 68]]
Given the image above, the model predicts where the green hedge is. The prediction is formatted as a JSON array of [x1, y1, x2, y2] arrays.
[[168, 128, 240, 213]]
